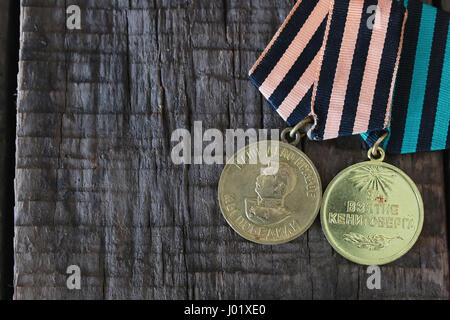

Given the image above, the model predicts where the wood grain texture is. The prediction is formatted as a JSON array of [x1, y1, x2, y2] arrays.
[[0, 0, 12, 300], [14, 0, 449, 299], [441, 0, 450, 12]]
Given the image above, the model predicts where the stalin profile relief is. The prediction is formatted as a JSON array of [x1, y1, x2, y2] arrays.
[[245, 161, 297, 226]]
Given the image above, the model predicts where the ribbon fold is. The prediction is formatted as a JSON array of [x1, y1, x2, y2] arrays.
[[250, 0, 450, 154]]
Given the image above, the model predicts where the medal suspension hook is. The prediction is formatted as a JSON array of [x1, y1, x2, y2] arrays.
[[281, 116, 314, 147], [368, 132, 389, 162]]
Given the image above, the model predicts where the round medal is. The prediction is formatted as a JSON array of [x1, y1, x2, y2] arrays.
[[218, 141, 322, 245], [320, 151, 424, 265]]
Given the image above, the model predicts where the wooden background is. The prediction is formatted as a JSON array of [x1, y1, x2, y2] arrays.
[[1, 0, 17, 300], [0, 0, 10, 300], [0, 0, 448, 299]]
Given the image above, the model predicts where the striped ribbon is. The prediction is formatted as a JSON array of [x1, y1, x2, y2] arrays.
[[250, 0, 450, 154], [363, 0, 450, 154]]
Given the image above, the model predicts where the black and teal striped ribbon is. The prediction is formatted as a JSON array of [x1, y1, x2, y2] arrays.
[[362, 0, 450, 154]]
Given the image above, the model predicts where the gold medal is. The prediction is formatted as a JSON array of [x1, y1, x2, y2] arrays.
[[320, 142, 424, 265], [218, 140, 322, 245]]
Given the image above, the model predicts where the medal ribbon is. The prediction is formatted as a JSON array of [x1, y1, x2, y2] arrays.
[[250, 0, 450, 153], [250, 0, 406, 141], [362, 0, 450, 154]]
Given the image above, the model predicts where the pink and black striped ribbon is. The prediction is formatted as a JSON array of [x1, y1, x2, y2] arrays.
[[249, 0, 407, 141]]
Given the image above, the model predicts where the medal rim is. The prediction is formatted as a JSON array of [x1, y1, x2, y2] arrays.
[[320, 161, 424, 265], [218, 140, 322, 245]]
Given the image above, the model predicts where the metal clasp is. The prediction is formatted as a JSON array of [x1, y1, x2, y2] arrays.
[[368, 131, 389, 162], [281, 116, 314, 146]]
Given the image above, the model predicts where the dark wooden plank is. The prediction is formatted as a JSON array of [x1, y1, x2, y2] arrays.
[[14, 0, 449, 299], [440, 0, 450, 12], [0, 0, 13, 300], [0, 0, 9, 300]]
